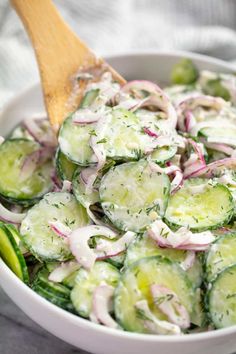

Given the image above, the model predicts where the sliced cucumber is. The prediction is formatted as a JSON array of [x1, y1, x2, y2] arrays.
[[32, 268, 74, 311], [100, 108, 157, 161], [0, 223, 29, 283], [201, 78, 231, 101], [9, 124, 33, 140], [20, 192, 89, 262], [80, 89, 99, 108], [114, 256, 194, 333], [208, 264, 236, 328], [58, 115, 95, 165], [32, 283, 74, 312], [207, 149, 227, 163], [0, 139, 53, 205], [191, 288, 207, 328], [33, 268, 71, 298], [55, 149, 79, 181], [62, 271, 78, 289], [150, 145, 177, 165], [205, 233, 236, 281], [106, 253, 126, 269], [199, 124, 236, 147], [5, 223, 28, 254], [71, 261, 119, 318], [72, 167, 100, 207], [45, 261, 79, 288], [100, 160, 170, 232], [124, 233, 202, 288], [165, 179, 234, 231]]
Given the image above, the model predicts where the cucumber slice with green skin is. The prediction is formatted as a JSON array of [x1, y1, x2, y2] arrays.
[[208, 264, 236, 329], [5, 223, 28, 254], [58, 115, 96, 165], [202, 79, 231, 101], [32, 283, 75, 312], [32, 269, 74, 311], [20, 192, 89, 262], [100, 108, 157, 161], [151, 145, 177, 164], [165, 179, 234, 231], [71, 261, 119, 318], [205, 233, 236, 282], [207, 149, 227, 163], [106, 253, 126, 269], [55, 149, 79, 181], [199, 125, 236, 147], [190, 288, 207, 328], [0, 223, 29, 283], [0, 139, 54, 205], [9, 125, 33, 140], [59, 108, 158, 166], [72, 160, 116, 208], [100, 160, 170, 232], [124, 233, 203, 288], [62, 271, 78, 288], [33, 268, 71, 299], [72, 167, 100, 207], [80, 89, 99, 108], [114, 256, 194, 333], [45, 261, 79, 288]]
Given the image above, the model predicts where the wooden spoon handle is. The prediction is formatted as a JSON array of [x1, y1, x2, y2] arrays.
[[10, 0, 100, 129]]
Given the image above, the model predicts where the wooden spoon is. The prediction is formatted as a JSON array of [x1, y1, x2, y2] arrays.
[[11, 0, 126, 131]]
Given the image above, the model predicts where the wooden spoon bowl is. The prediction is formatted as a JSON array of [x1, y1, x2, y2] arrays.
[[11, 0, 126, 131]]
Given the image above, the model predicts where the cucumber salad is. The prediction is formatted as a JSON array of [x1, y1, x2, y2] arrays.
[[1, 59, 236, 335]]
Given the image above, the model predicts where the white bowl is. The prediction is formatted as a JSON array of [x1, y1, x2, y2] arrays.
[[1, 51, 236, 354]]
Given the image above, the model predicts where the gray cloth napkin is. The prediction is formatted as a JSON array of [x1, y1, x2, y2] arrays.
[[1, 0, 236, 353]]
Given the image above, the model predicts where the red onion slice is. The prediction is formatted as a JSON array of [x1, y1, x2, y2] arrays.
[[48, 261, 80, 282], [148, 161, 183, 194], [183, 139, 206, 178], [23, 118, 43, 140], [185, 110, 196, 132], [86, 206, 108, 227], [121, 80, 177, 128], [20, 147, 54, 182], [148, 219, 214, 251], [90, 284, 119, 329], [69, 225, 117, 270], [149, 161, 180, 175], [143, 127, 159, 138], [134, 300, 181, 335], [23, 117, 57, 147], [72, 109, 101, 124], [151, 284, 190, 329], [177, 95, 227, 132], [184, 157, 236, 179], [61, 180, 72, 193], [170, 170, 183, 194], [0, 202, 26, 224], [95, 231, 136, 259], [49, 220, 71, 238], [80, 167, 97, 186], [188, 139, 205, 164], [180, 251, 196, 271], [204, 142, 234, 156], [19, 150, 41, 182], [51, 169, 62, 190]]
